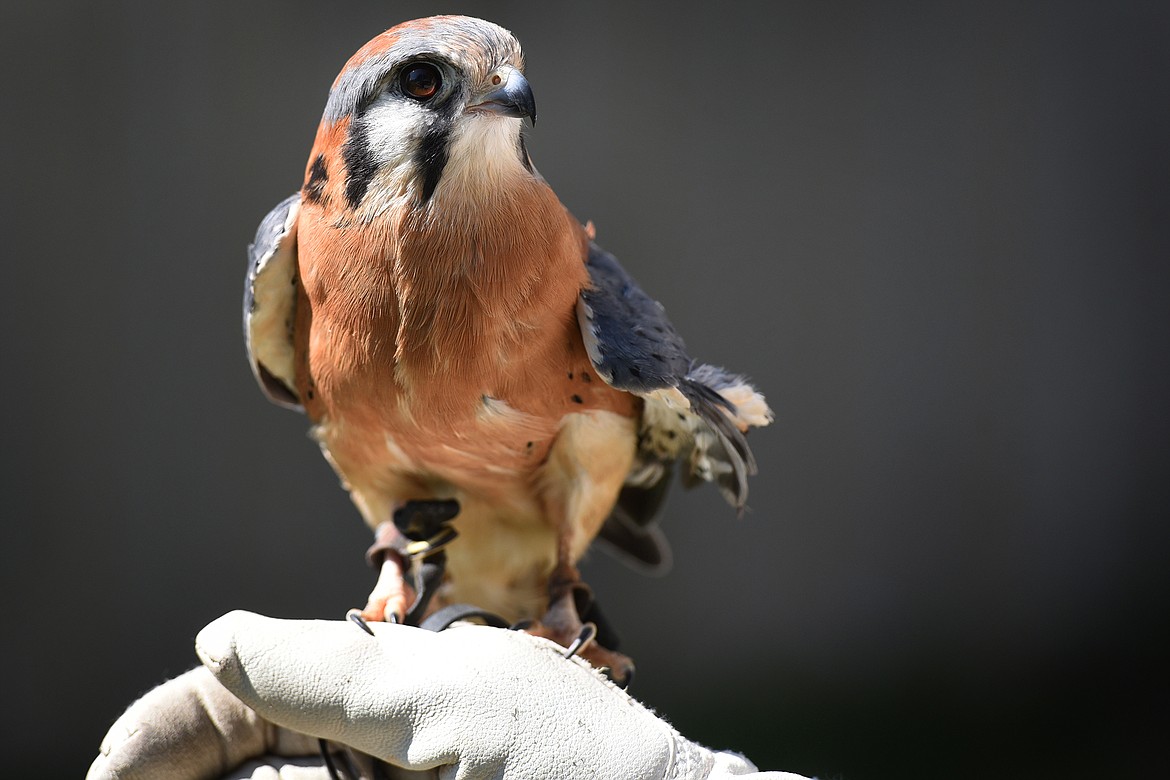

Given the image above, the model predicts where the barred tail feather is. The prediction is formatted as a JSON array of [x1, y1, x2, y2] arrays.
[[627, 367, 771, 513], [685, 363, 774, 431], [677, 387, 745, 511]]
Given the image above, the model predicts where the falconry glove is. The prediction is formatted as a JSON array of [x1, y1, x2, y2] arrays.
[[89, 611, 814, 780]]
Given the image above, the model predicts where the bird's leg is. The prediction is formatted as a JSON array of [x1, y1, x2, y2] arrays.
[[523, 536, 636, 687], [395, 499, 460, 626], [361, 521, 414, 623], [361, 499, 460, 625], [521, 413, 638, 685]]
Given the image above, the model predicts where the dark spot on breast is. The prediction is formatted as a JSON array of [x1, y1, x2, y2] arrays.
[[306, 389, 315, 400], [571, 394, 583, 404], [677, 412, 686, 421], [567, 371, 574, 379], [581, 372, 592, 383], [526, 441, 534, 449], [303, 154, 328, 204], [666, 430, 676, 439]]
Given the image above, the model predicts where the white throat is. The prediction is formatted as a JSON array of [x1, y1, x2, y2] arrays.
[[433, 114, 530, 206]]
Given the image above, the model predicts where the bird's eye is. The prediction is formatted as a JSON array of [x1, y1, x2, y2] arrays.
[[400, 63, 442, 101]]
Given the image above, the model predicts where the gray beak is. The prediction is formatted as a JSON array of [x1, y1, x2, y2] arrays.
[[469, 67, 537, 125]]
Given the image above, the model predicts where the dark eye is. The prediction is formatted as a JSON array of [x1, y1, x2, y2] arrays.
[[400, 62, 441, 100]]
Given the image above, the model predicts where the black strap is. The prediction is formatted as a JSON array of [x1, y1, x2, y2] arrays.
[[418, 603, 512, 631]]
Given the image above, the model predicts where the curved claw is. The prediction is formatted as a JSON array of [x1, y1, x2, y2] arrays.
[[563, 622, 597, 659], [346, 608, 375, 636]]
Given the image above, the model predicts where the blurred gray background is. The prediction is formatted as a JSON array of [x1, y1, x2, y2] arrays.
[[2, 1, 1167, 777]]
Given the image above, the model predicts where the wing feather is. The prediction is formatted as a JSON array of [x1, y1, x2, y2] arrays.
[[577, 242, 772, 518], [244, 193, 302, 410]]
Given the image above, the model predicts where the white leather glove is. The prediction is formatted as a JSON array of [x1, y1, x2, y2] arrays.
[[89, 611, 814, 780]]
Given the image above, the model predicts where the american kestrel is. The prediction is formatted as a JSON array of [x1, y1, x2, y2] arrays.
[[244, 15, 771, 681]]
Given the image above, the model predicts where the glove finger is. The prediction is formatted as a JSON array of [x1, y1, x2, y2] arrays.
[[88, 666, 274, 780]]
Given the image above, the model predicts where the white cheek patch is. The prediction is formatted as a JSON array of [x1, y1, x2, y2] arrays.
[[352, 95, 436, 217], [360, 93, 430, 169], [353, 98, 529, 216]]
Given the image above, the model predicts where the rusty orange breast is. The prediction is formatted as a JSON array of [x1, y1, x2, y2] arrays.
[[292, 173, 636, 491]]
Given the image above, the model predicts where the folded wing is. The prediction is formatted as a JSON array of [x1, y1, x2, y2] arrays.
[[244, 193, 302, 411], [577, 242, 773, 567]]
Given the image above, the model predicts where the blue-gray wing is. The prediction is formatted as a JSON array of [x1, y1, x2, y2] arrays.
[[578, 242, 772, 527], [577, 242, 692, 393], [244, 193, 302, 411]]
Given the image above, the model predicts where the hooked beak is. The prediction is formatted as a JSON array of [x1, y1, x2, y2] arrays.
[[467, 67, 537, 125]]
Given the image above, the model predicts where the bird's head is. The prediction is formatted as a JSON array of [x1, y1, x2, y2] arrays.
[[309, 16, 538, 214]]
